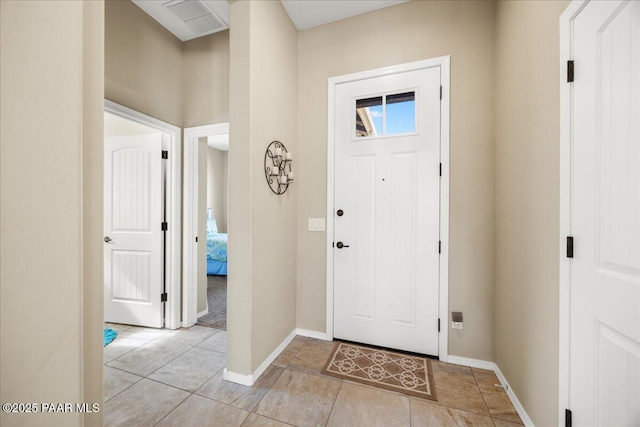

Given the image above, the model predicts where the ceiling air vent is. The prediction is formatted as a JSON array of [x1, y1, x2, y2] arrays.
[[165, 0, 225, 35], [132, 0, 230, 42]]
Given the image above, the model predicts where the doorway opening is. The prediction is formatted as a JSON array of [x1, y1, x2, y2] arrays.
[[103, 100, 182, 330], [183, 123, 230, 330]]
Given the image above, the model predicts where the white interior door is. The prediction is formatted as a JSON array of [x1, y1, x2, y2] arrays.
[[104, 134, 164, 328], [333, 66, 441, 355], [570, 1, 640, 424]]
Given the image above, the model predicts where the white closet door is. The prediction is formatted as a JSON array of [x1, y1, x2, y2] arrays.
[[104, 134, 164, 328]]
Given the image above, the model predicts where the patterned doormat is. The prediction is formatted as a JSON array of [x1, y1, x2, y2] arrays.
[[322, 342, 437, 401]]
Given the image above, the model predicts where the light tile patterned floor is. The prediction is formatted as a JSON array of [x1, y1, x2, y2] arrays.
[[104, 323, 523, 426]]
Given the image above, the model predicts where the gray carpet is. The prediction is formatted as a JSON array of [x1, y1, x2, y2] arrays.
[[197, 275, 227, 330]]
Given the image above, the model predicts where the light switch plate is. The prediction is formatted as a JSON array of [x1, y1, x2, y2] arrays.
[[308, 218, 325, 232]]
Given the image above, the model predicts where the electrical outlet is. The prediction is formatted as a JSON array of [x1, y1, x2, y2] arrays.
[[308, 218, 326, 232], [452, 321, 463, 330]]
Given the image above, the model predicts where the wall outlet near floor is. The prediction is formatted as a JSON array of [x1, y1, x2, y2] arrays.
[[451, 311, 463, 330], [308, 218, 326, 232]]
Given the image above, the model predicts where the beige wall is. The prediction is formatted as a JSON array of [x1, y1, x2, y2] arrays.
[[228, 0, 298, 374], [1, 1, 104, 425], [248, 0, 298, 371], [105, 0, 184, 127], [82, 2, 106, 424], [207, 147, 229, 233], [184, 31, 230, 128], [296, 0, 497, 361], [227, 0, 253, 375], [494, 1, 569, 425]]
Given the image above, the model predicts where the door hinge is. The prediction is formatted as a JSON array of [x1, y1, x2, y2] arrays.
[[161, 292, 168, 302], [439, 85, 443, 100], [162, 222, 168, 231], [438, 318, 441, 332], [566, 236, 574, 258], [567, 60, 574, 83], [439, 163, 442, 177], [332, 242, 335, 248], [438, 241, 441, 254], [195, 236, 198, 243], [565, 409, 572, 427], [162, 150, 169, 159]]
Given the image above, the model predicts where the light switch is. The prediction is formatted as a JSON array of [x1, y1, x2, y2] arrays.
[[308, 218, 325, 232]]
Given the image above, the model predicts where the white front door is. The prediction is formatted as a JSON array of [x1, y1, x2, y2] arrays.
[[333, 66, 441, 355], [104, 134, 164, 328], [570, 1, 640, 424]]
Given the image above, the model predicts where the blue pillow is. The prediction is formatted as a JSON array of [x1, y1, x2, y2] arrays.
[[207, 219, 218, 235]]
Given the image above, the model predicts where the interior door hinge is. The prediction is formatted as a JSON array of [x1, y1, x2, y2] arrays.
[[162, 222, 168, 231], [161, 292, 168, 302], [567, 60, 574, 83], [566, 236, 574, 258], [565, 409, 572, 427], [195, 236, 198, 243], [438, 318, 441, 332], [438, 241, 441, 254], [439, 163, 442, 177], [162, 150, 169, 159], [439, 85, 443, 100]]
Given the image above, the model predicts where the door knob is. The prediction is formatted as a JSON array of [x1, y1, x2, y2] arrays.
[[336, 241, 350, 249], [337, 209, 344, 217], [104, 236, 112, 243]]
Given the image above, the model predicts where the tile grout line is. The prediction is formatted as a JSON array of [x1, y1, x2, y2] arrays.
[[323, 378, 344, 426], [471, 368, 499, 426], [248, 365, 287, 415], [471, 369, 524, 425]]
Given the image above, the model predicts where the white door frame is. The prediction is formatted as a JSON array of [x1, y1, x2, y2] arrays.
[[326, 56, 451, 361], [104, 99, 182, 330], [559, 1, 590, 424], [183, 122, 230, 328]]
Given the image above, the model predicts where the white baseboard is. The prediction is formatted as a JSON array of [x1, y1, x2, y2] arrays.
[[493, 364, 534, 427], [223, 328, 297, 387], [447, 356, 534, 427], [222, 368, 253, 386], [295, 328, 331, 341], [447, 355, 495, 371], [197, 304, 208, 319]]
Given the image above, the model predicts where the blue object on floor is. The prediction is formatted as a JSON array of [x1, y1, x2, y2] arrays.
[[104, 328, 118, 347]]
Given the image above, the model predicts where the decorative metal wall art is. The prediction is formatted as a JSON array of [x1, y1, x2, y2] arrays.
[[264, 141, 294, 195]]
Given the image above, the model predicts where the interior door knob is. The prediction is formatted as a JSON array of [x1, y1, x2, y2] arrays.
[[337, 209, 344, 216], [336, 241, 350, 249], [104, 236, 112, 243]]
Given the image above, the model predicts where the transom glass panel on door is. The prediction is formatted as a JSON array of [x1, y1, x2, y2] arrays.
[[355, 91, 417, 138]]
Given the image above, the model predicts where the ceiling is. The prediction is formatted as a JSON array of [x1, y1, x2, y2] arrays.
[[281, 0, 409, 31], [131, 0, 409, 41], [208, 134, 229, 151]]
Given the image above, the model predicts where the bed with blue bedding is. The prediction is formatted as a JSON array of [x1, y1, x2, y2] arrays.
[[207, 219, 228, 276]]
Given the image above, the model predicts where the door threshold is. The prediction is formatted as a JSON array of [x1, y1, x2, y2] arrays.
[[333, 338, 439, 360]]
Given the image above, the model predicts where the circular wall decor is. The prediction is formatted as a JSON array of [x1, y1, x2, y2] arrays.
[[264, 140, 294, 195]]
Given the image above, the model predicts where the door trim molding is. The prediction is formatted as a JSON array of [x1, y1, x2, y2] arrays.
[[183, 122, 230, 328], [559, 1, 589, 424], [325, 56, 451, 361], [104, 100, 182, 330]]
